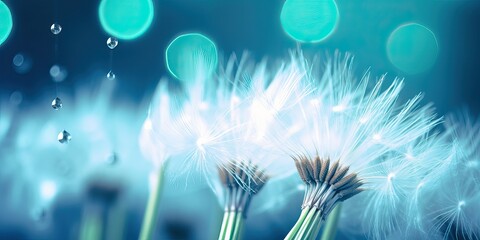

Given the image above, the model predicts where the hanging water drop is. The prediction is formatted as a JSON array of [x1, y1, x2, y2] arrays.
[[9, 91, 23, 105], [49, 65, 68, 82], [51, 97, 62, 110], [12, 54, 24, 67], [50, 23, 62, 35], [12, 53, 33, 74], [106, 37, 118, 49], [58, 130, 71, 144], [107, 70, 115, 80], [106, 152, 119, 165]]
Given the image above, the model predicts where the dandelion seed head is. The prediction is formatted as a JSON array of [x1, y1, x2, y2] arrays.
[[231, 95, 241, 105], [405, 153, 414, 160], [143, 119, 153, 130], [359, 116, 369, 124], [414, 111, 480, 240], [387, 172, 395, 182], [284, 54, 439, 181], [332, 104, 346, 112], [142, 52, 310, 198], [309, 98, 320, 106], [198, 101, 209, 110], [195, 136, 209, 150]]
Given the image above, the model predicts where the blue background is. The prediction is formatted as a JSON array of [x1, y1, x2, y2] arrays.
[[0, 0, 479, 239]]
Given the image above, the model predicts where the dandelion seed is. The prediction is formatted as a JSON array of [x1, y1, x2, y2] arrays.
[[332, 104, 345, 112], [141, 51, 311, 239], [281, 53, 440, 239]]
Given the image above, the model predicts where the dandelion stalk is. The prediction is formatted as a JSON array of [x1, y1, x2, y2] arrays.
[[106, 203, 126, 240], [79, 205, 103, 240], [218, 211, 230, 240], [139, 165, 166, 240], [309, 209, 324, 240], [285, 208, 310, 240], [217, 162, 268, 240], [320, 204, 342, 240], [295, 207, 316, 239], [224, 211, 238, 239], [80, 181, 121, 240], [285, 156, 363, 240], [231, 210, 244, 239]]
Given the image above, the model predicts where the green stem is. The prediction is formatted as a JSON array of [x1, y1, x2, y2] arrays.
[[320, 204, 342, 240], [218, 211, 230, 240], [106, 204, 125, 240], [310, 213, 324, 240], [306, 210, 323, 240], [79, 205, 103, 240], [294, 208, 317, 240], [139, 167, 165, 240], [224, 211, 237, 240], [231, 211, 244, 240], [304, 210, 321, 239], [285, 207, 310, 240]]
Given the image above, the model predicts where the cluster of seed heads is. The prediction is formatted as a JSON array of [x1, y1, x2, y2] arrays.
[[218, 161, 269, 214], [293, 155, 364, 217]]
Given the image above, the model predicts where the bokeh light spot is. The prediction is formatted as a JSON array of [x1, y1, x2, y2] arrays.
[[387, 23, 439, 75], [165, 33, 218, 82], [280, 0, 339, 43], [0, 1, 13, 46], [99, 0, 154, 40], [40, 180, 57, 201]]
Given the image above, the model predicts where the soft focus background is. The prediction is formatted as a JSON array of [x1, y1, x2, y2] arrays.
[[0, 0, 479, 239]]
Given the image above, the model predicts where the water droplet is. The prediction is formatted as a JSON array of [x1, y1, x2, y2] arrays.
[[12, 53, 33, 74], [106, 152, 119, 165], [106, 37, 118, 49], [49, 65, 68, 82], [9, 91, 23, 105], [107, 71, 115, 80], [50, 23, 62, 35], [51, 97, 62, 110], [58, 130, 71, 144], [12, 54, 24, 67], [50, 65, 60, 76]]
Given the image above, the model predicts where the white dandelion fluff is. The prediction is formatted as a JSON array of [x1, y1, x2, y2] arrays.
[[418, 112, 480, 240], [140, 51, 313, 239], [140, 52, 310, 187], [341, 111, 479, 240], [281, 53, 441, 239]]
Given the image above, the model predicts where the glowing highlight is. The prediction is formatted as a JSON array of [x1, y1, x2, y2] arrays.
[[99, 0, 154, 40], [387, 23, 439, 75], [0, 1, 13, 46], [280, 0, 339, 43]]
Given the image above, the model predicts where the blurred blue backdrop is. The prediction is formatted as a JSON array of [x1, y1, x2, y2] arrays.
[[0, 0, 479, 239]]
